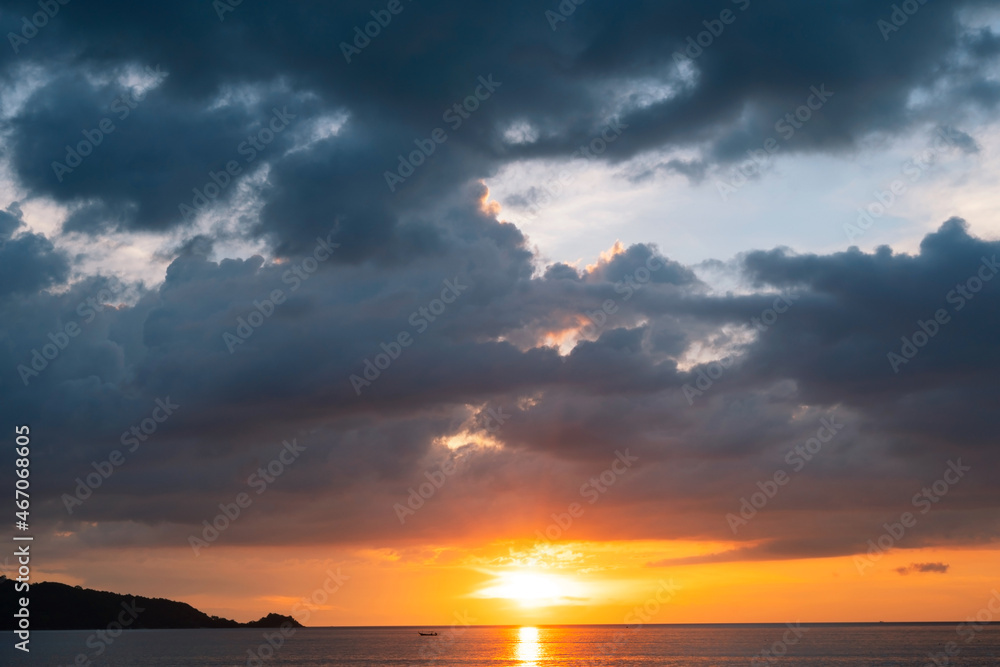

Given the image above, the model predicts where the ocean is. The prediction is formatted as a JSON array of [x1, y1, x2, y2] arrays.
[[6, 624, 999, 666]]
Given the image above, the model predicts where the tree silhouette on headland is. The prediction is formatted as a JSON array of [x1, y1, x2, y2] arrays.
[[0, 576, 304, 630]]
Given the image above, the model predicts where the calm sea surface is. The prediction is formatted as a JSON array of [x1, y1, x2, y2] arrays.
[[6, 624, 1000, 666]]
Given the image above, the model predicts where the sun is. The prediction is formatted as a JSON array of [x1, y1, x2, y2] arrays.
[[476, 571, 583, 607]]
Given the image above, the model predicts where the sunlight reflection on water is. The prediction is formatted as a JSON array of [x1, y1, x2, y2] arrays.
[[516, 626, 541, 665], [11, 625, 1000, 665]]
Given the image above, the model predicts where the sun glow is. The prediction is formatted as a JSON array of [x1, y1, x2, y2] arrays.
[[476, 571, 585, 607], [585, 239, 625, 273]]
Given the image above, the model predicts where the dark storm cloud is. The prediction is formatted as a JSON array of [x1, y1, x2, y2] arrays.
[[5, 71, 321, 234], [2, 0, 1000, 565], [1, 0, 998, 251], [1, 203, 999, 565], [965, 27, 1000, 58], [737, 218, 1000, 423], [0, 203, 69, 297]]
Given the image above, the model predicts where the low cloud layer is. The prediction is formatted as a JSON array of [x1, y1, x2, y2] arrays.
[[0, 0, 998, 571], [2, 206, 999, 564]]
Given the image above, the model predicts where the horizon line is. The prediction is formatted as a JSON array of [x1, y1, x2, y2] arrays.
[[33, 621, 995, 630]]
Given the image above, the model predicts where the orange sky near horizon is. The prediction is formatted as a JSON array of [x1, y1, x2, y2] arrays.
[[30, 540, 1000, 626]]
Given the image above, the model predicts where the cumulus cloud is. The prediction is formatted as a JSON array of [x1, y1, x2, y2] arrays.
[[0, 0, 997, 254], [0, 200, 998, 565], [0, 202, 69, 298], [0, 0, 999, 571]]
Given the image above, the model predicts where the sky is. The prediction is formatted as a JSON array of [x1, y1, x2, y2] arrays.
[[1, 0, 1000, 626]]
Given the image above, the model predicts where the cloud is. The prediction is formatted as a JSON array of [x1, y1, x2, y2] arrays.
[[0, 0, 997, 253], [0, 205, 995, 567], [1, 1, 999, 572], [896, 562, 950, 575], [0, 202, 69, 298]]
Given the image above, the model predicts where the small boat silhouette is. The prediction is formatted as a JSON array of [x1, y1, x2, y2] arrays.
[[418, 631, 438, 636]]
